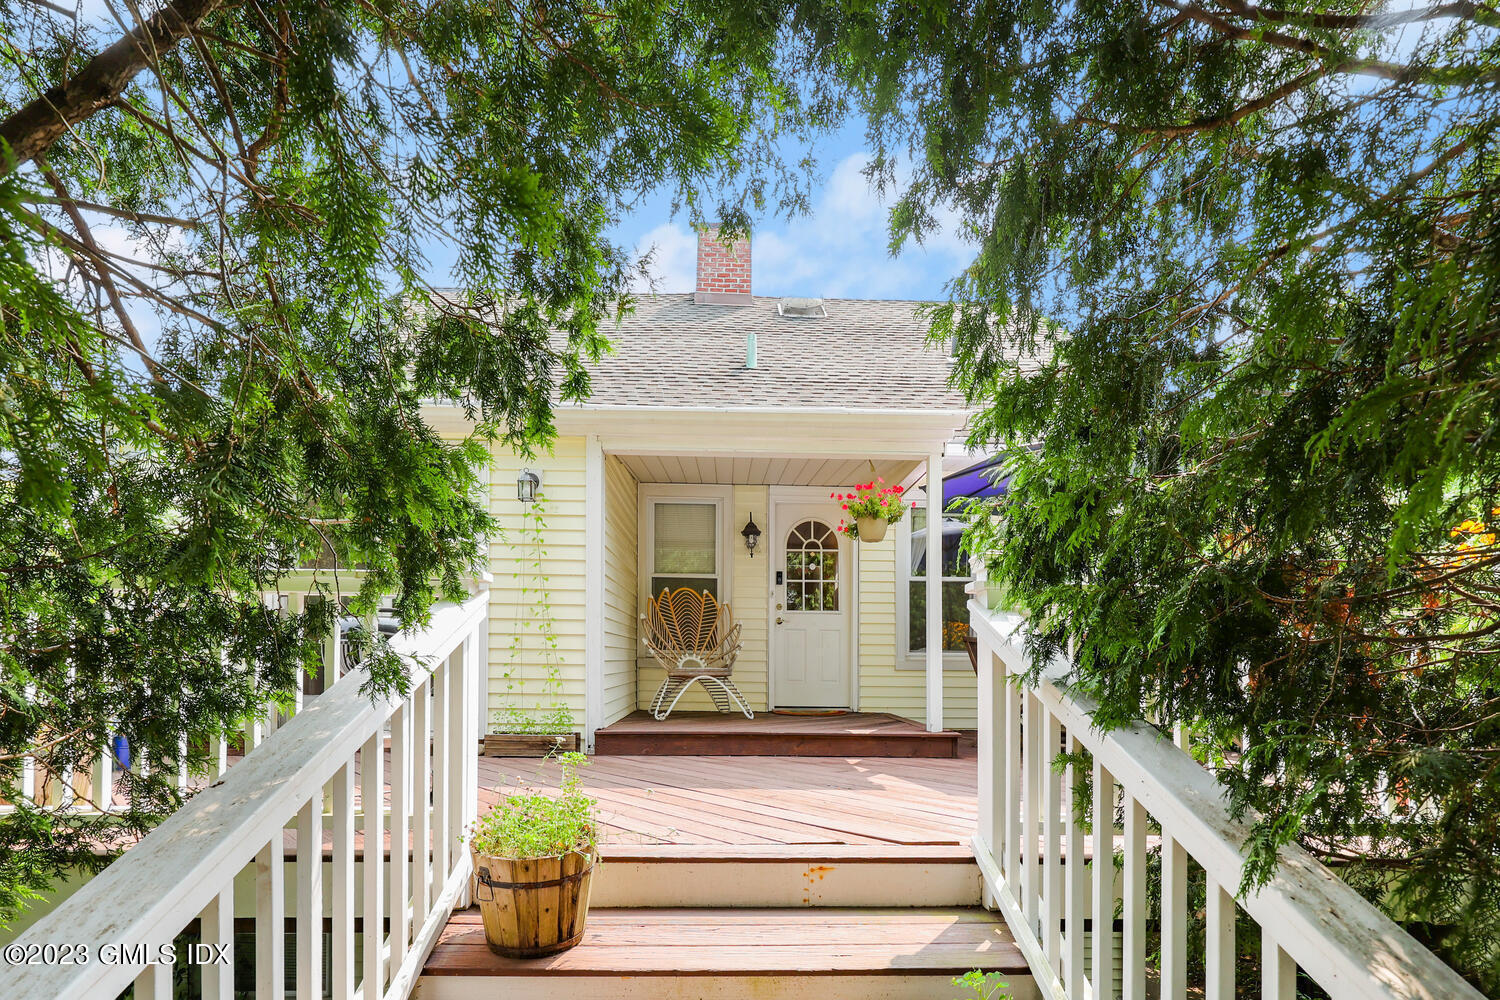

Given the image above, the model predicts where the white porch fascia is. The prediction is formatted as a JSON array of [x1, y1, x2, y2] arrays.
[[556, 404, 969, 460]]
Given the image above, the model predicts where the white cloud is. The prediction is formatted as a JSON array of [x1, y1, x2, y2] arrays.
[[629, 222, 697, 293], [622, 150, 976, 300], [751, 151, 974, 300]]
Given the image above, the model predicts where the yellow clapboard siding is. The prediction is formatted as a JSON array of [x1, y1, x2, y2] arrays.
[[484, 437, 588, 731], [602, 455, 639, 727], [855, 531, 979, 729]]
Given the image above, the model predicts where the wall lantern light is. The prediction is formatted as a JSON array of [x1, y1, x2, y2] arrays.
[[517, 468, 541, 504], [741, 513, 762, 557]]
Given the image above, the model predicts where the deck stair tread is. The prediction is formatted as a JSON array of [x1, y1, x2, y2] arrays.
[[592, 711, 960, 758], [599, 843, 975, 863], [421, 906, 1028, 977]]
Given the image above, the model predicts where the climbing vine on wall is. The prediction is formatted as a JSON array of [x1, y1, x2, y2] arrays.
[[493, 494, 573, 735]]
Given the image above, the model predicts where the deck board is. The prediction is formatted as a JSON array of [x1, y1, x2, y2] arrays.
[[422, 906, 1027, 977], [478, 744, 978, 848]]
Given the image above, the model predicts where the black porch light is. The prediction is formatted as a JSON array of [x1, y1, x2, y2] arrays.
[[741, 513, 762, 557]]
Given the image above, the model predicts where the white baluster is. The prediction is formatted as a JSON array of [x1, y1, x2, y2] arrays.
[[1263, 932, 1296, 1000], [414, 676, 433, 916], [977, 637, 1000, 872], [1065, 737, 1086, 997], [288, 592, 306, 718], [1022, 690, 1041, 932], [464, 626, 482, 860], [134, 957, 172, 1000], [1091, 761, 1117, 1000], [1123, 795, 1146, 1000], [1003, 668, 1021, 884], [21, 749, 36, 805], [1043, 711, 1064, 968], [297, 791, 324, 1000], [432, 656, 452, 885], [448, 639, 468, 887], [92, 744, 113, 813], [390, 701, 412, 970], [200, 884, 234, 1000], [245, 710, 264, 752], [361, 732, 386, 997], [331, 759, 356, 1000], [21, 685, 36, 804], [177, 733, 189, 792], [1206, 877, 1235, 1000], [1160, 832, 1187, 1000], [256, 835, 287, 998]]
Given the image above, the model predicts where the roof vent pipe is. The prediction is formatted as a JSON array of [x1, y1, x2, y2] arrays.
[[745, 333, 758, 369]]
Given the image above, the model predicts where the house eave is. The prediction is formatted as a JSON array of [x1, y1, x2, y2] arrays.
[[424, 399, 973, 459]]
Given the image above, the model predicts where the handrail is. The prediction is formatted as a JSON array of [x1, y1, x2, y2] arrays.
[[2, 586, 488, 1000], [969, 598, 1484, 1000]]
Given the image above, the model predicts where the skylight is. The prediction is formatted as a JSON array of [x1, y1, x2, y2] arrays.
[[777, 297, 827, 319]]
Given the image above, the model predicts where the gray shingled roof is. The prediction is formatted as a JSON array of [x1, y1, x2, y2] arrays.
[[578, 294, 969, 409]]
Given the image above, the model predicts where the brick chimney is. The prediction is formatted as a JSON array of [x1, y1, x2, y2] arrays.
[[694, 225, 752, 305]]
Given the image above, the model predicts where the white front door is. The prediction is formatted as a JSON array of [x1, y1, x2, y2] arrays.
[[771, 502, 851, 708]]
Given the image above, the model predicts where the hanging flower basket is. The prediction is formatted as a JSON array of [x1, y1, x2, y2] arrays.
[[832, 479, 916, 543]]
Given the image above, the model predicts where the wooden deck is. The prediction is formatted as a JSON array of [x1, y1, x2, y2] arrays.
[[422, 749, 1010, 997], [592, 710, 962, 758], [477, 742, 978, 847]]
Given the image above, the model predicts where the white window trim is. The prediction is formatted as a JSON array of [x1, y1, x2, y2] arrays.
[[896, 491, 973, 671], [636, 483, 735, 612]]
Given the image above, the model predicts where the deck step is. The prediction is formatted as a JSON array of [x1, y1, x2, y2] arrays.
[[591, 844, 982, 907], [592, 710, 961, 757], [414, 906, 1037, 1000]]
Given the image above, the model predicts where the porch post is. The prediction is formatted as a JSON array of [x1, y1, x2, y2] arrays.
[[584, 435, 605, 751], [925, 448, 944, 732]]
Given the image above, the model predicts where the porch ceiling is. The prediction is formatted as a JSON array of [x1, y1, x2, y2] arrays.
[[616, 454, 920, 487]]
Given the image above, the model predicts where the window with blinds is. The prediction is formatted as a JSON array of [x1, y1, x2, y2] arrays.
[[650, 501, 719, 598]]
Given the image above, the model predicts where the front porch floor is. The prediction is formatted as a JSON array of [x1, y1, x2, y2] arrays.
[[477, 742, 978, 847], [592, 710, 962, 758]]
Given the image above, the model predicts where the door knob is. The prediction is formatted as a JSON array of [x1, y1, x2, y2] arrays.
[[775, 616, 784, 625]]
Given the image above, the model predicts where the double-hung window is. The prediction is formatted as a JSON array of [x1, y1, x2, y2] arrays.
[[639, 485, 732, 600], [902, 500, 972, 660]]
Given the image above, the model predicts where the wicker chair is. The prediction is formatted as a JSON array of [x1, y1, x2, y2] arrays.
[[639, 587, 753, 721]]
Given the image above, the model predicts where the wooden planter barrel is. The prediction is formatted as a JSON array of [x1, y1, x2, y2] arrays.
[[472, 850, 595, 958]]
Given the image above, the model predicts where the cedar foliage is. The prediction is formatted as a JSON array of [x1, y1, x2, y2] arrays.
[[816, 0, 1500, 989], [0, 0, 819, 921]]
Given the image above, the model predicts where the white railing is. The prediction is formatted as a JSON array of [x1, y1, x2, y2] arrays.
[[969, 597, 1484, 1000], [2, 571, 371, 816], [2, 583, 488, 1000]]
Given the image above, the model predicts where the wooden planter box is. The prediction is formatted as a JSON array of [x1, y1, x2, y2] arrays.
[[482, 732, 581, 757]]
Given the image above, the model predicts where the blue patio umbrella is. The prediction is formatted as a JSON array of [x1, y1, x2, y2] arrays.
[[941, 454, 1011, 503]]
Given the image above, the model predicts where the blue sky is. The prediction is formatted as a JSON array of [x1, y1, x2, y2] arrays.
[[605, 124, 975, 302]]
